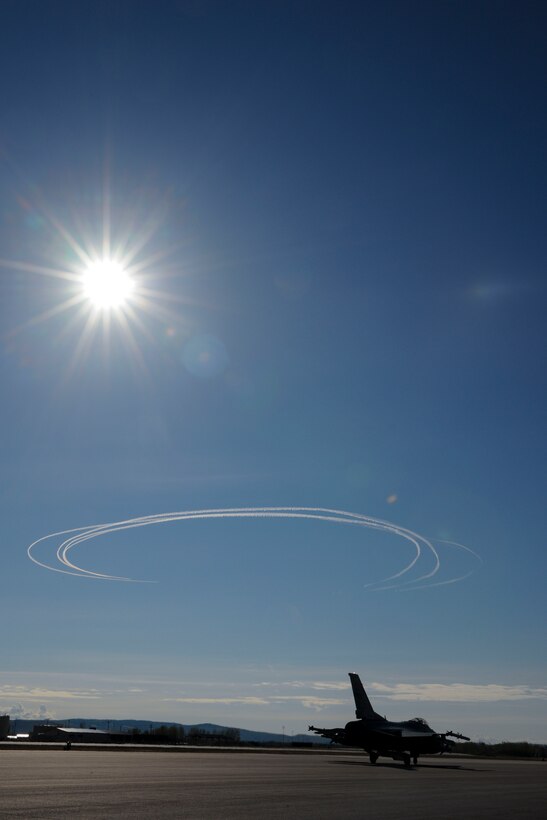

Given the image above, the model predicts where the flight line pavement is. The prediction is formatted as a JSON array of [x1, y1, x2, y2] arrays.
[[1, 749, 545, 819]]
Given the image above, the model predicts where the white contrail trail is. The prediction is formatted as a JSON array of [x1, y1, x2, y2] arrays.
[[27, 506, 480, 590], [36, 508, 428, 584], [391, 539, 484, 591]]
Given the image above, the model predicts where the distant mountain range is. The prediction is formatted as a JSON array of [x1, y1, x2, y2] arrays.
[[8, 717, 328, 745]]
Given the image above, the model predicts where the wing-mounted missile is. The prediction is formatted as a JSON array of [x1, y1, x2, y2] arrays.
[[438, 729, 471, 753], [445, 730, 470, 741], [308, 725, 347, 744]]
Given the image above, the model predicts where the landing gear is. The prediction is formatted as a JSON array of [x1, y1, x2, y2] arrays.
[[403, 753, 411, 768], [369, 752, 379, 765], [413, 755, 418, 766]]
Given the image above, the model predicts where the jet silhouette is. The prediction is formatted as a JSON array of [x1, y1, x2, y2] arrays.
[[309, 673, 469, 767]]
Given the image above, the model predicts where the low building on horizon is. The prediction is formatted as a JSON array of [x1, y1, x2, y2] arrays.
[[31, 725, 126, 744]]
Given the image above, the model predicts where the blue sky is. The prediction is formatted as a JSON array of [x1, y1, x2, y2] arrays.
[[1, 0, 546, 742]]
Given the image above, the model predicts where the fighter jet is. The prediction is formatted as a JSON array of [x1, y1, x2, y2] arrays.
[[309, 673, 469, 767]]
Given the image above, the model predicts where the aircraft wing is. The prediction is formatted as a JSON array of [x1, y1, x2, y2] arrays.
[[398, 730, 437, 738], [372, 728, 437, 739]]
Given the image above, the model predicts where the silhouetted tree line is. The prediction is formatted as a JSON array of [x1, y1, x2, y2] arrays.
[[456, 741, 546, 759], [129, 725, 185, 744], [128, 725, 241, 745], [187, 727, 240, 745]]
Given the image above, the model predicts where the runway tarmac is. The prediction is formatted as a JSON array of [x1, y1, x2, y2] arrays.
[[1, 749, 545, 819]]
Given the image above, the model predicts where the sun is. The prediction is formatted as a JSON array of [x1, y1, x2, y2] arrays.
[[1, 180, 186, 377], [82, 259, 134, 309]]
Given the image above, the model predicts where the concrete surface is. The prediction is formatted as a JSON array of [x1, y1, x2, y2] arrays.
[[1, 749, 545, 818]]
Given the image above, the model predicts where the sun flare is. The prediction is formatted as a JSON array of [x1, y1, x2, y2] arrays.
[[1, 180, 185, 378], [82, 259, 134, 309]]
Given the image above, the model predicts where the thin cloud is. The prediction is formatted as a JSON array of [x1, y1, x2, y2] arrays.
[[272, 696, 348, 709], [291, 680, 351, 691], [163, 697, 269, 705], [163, 694, 348, 710], [371, 682, 547, 702], [0, 685, 101, 700], [254, 680, 350, 691], [9, 702, 53, 720]]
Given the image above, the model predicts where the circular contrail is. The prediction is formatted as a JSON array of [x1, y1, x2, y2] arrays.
[[27, 506, 481, 590]]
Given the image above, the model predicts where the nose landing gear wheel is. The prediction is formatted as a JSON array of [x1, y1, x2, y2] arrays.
[[369, 752, 379, 764]]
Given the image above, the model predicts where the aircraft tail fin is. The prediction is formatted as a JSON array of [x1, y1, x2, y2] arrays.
[[349, 673, 380, 720]]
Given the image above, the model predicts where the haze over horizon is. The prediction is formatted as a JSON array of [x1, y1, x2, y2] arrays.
[[1, 1, 546, 744]]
